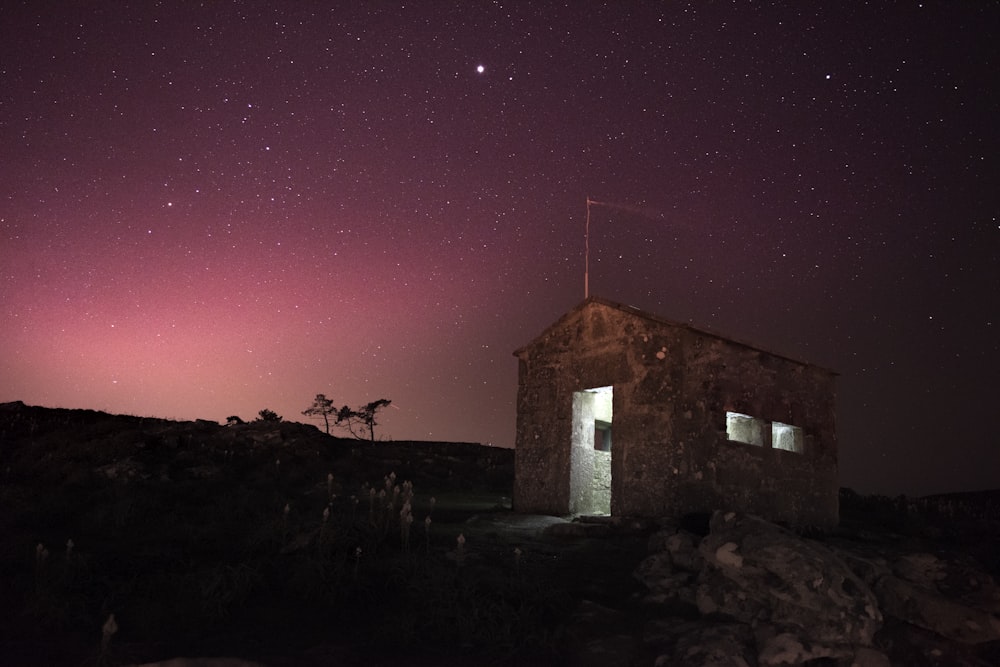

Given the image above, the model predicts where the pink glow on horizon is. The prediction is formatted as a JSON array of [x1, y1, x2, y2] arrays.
[[2, 3, 998, 493]]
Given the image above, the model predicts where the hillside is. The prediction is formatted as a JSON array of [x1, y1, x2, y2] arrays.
[[0, 401, 520, 665], [2, 401, 999, 667]]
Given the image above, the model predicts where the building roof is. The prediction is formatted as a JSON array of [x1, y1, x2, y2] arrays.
[[514, 295, 838, 375]]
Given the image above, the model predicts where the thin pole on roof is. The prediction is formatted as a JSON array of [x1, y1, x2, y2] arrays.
[[585, 197, 591, 299], [585, 197, 608, 299], [584, 197, 672, 298]]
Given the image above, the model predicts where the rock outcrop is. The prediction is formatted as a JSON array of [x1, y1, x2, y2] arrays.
[[636, 509, 997, 666], [696, 512, 882, 649], [874, 574, 1000, 645]]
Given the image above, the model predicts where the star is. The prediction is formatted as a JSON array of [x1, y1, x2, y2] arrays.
[[0, 1, 995, 498]]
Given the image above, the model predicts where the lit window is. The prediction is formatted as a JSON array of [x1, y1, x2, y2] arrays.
[[772, 422, 804, 454], [726, 412, 764, 446]]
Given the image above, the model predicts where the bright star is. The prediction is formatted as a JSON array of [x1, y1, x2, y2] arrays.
[[476, 65, 485, 74]]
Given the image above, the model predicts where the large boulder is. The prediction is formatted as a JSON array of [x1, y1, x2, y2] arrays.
[[695, 512, 883, 649], [833, 545, 1000, 646], [891, 552, 1000, 616], [648, 528, 705, 573], [874, 574, 1000, 645]]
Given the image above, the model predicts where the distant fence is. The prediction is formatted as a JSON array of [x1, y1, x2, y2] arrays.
[[840, 487, 1000, 525]]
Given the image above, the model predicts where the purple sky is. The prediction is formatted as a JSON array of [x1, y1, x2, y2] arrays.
[[2, 2, 997, 496]]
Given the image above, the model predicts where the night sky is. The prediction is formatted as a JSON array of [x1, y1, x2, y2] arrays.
[[2, 3, 997, 497]]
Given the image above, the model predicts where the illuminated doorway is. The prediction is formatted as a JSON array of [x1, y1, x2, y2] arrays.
[[570, 385, 613, 515]]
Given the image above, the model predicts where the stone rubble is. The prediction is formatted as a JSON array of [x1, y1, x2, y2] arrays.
[[621, 510, 1000, 666]]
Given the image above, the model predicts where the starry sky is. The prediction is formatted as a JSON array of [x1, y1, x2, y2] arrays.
[[2, 2, 997, 497]]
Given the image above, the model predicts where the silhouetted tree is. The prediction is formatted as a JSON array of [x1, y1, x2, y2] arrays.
[[356, 398, 391, 441], [334, 398, 391, 441], [226, 415, 245, 426], [302, 393, 336, 434], [257, 409, 282, 422]]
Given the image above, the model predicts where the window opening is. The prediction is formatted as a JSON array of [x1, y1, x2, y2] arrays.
[[772, 422, 804, 454], [726, 412, 764, 446], [594, 419, 612, 452]]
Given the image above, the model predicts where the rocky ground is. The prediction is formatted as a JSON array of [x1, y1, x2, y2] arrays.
[[1, 401, 998, 666], [624, 509, 1000, 666]]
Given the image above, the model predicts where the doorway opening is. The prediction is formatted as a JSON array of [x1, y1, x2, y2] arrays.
[[570, 385, 613, 515]]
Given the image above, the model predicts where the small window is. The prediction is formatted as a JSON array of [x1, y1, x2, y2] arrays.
[[772, 422, 804, 454], [726, 412, 764, 446], [594, 420, 612, 452]]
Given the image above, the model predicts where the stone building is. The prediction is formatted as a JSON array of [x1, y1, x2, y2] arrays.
[[512, 297, 839, 527]]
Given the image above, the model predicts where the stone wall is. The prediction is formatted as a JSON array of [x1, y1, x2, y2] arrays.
[[513, 300, 639, 514], [678, 328, 838, 525], [592, 449, 612, 514], [513, 297, 838, 527]]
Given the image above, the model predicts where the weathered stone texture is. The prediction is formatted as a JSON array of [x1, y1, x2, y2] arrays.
[[696, 512, 882, 646], [513, 297, 838, 527]]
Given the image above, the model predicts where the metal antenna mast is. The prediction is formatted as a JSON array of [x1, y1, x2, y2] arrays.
[[585, 197, 669, 298], [585, 197, 592, 299], [584, 197, 606, 299]]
